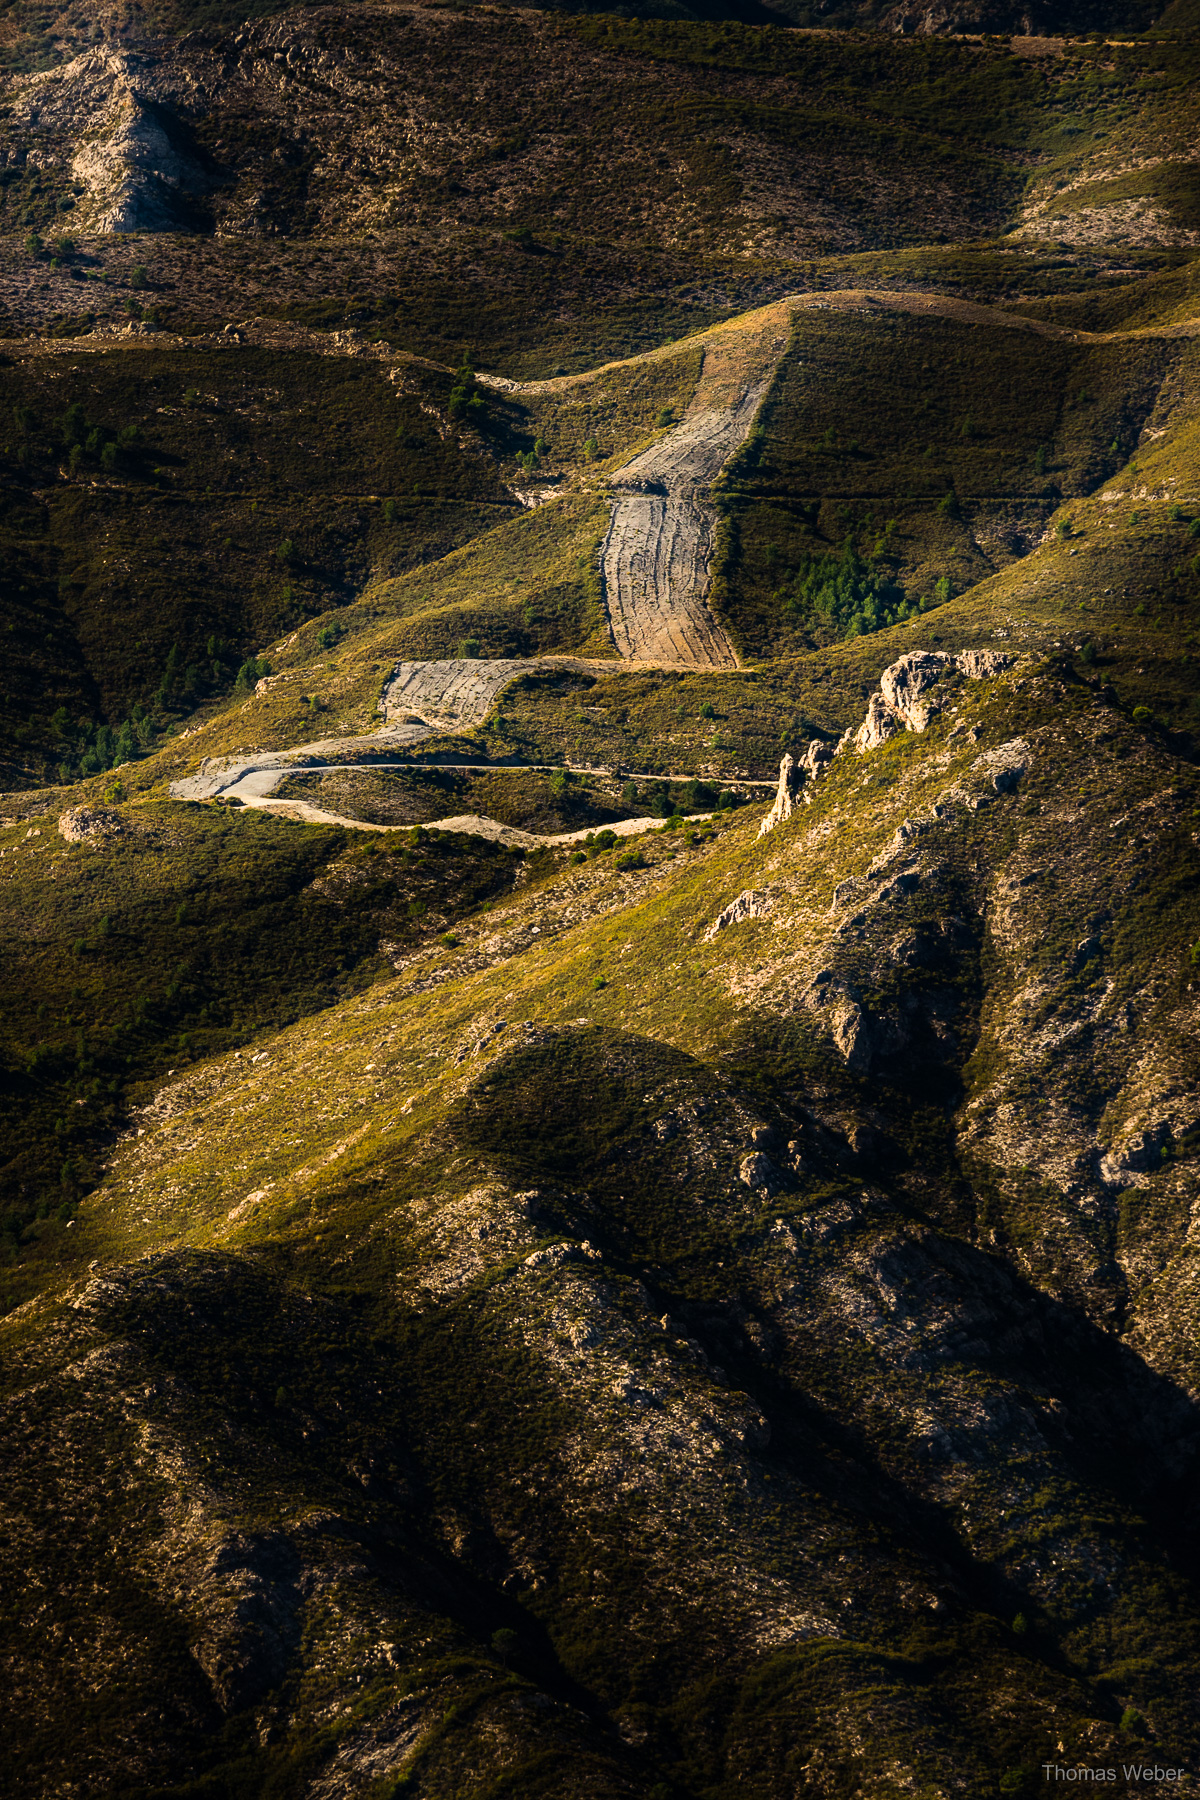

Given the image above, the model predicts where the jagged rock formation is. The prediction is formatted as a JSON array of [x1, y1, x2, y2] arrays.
[[850, 649, 1013, 751], [703, 886, 775, 941], [758, 739, 835, 837], [762, 650, 1016, 840], [10, 50, 223, 233]]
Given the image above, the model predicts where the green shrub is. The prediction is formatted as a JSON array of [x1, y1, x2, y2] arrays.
[[235, 656, 272, 692]]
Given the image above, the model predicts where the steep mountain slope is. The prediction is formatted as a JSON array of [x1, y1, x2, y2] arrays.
[[2, 5, 1200, 1798], [3, 618, 1199, 1799]]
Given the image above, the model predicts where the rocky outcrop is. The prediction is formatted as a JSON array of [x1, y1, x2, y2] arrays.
[[704, 888, 775, 942], [58, 807, 123, 842], [11, 50, 225, 233], [972, 738, 1030, 793], [758, 740, 834, 838], [761, 650, 1010, 837], [851, 649, 1012, 752]]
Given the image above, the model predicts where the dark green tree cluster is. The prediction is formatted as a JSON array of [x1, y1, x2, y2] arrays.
[[50, 704, 153, 781], [235, 653, 273, 692], [517, 435, 547, 474], [622, 777, 740, 816], [775, 537, 919, 642], [49, 640, 273, 781], [59, 400, 140, 474], [447, 356, 485, 425]]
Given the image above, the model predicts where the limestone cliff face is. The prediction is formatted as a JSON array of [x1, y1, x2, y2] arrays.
[[9, 50, 225, 233], [850, 649, 1014, 751]]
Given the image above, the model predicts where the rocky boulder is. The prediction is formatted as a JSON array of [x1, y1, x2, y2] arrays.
[[852, 650, 1014, 753], [58, 807, 124, 842]]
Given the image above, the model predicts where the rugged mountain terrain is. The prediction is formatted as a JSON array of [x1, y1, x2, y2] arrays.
[[2, 5, 1200, 1799]]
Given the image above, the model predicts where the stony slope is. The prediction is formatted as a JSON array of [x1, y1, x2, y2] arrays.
[[2, 7, 1200, 1800], [3, 625, 1199, 1799]]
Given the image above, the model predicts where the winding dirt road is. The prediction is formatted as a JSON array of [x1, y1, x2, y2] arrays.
[[168, 285, 1200, 835]]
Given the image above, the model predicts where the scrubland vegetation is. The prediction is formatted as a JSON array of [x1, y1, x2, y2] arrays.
[[1, 5, 1200, 1798]]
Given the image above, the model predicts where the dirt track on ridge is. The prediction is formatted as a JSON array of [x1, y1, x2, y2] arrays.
[[598, 301, 795, 668]]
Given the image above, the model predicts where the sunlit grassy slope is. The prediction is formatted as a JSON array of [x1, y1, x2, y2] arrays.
[[3, 611, 1199, 1795], [2, 13, 1200, 1794]]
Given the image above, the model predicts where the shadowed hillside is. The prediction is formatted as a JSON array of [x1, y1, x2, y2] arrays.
[[1, 5, 1200, 1799]]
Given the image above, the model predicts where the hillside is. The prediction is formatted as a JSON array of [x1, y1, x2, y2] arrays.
[[2, 5, 1200, 1799]]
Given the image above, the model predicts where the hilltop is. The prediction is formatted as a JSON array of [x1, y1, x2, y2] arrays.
[[1, 6, 1199, 1799]]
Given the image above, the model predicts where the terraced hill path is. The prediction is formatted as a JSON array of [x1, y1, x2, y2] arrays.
[[170, 286, 1200, 828], [597, 302, 804, 666], [484, 300, 796, 669], [170, 656, 678, 830], [477, 283, 1200, 675]]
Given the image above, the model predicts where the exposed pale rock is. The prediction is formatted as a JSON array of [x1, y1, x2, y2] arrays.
[[851, 650, 1014, 753], [972, 738, 1030, 792], [703, 888, 774, 942], [739, 1151, 784, 1194], [58, 807, 123, 842], [879, 650, 955, 731], [759, 753, 799, 837], [758, 740, 832, 837], [831, 1001, 875, 1073], [956, 649, 1012, 680], [524, 1239, 603, 1270], [855, 692, 904, 751], [801, 738, 836, 780], [12, 50, 225, 233]]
